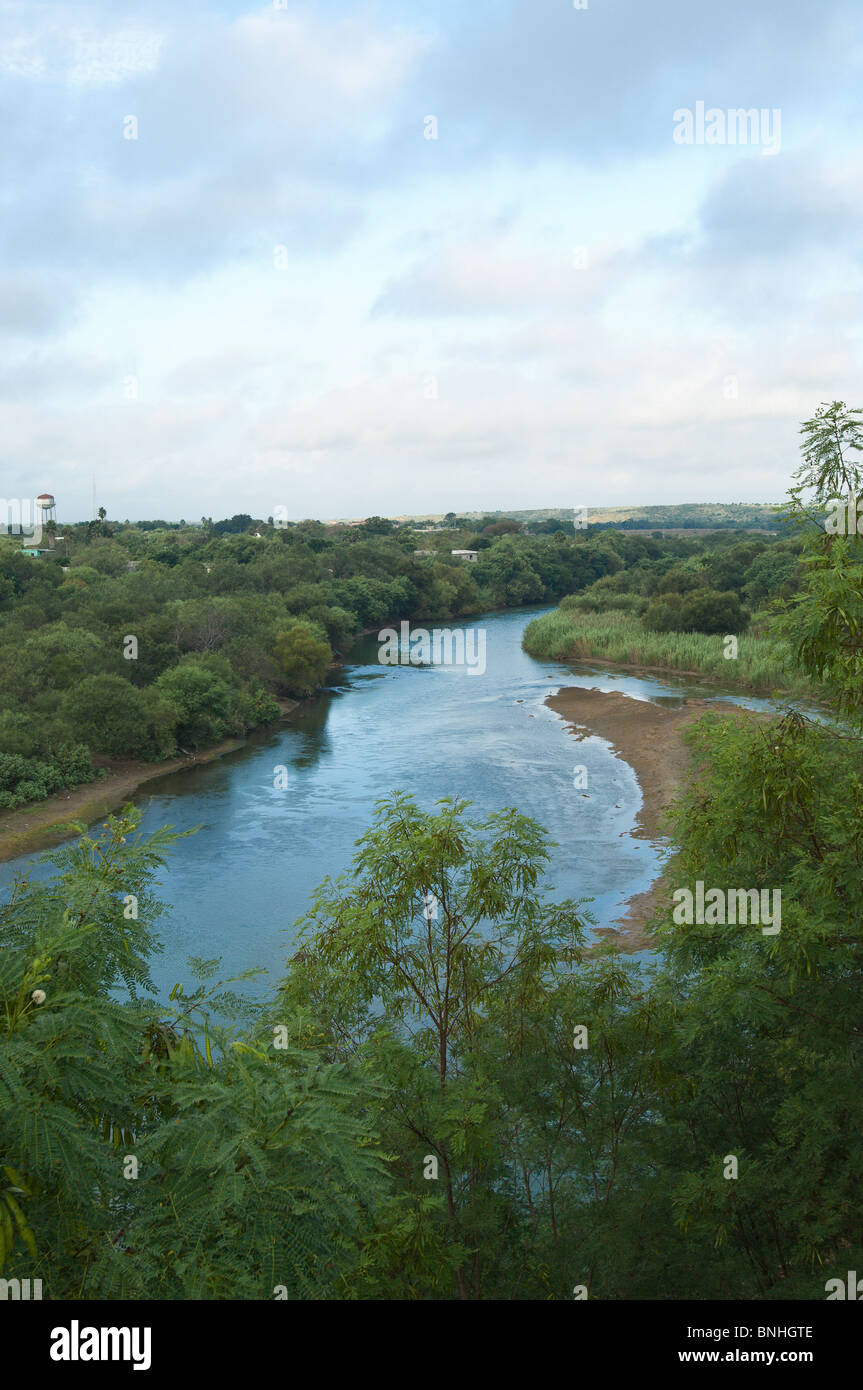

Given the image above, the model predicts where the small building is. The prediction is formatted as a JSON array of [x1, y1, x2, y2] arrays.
[[451, 549, 479, 562], [413, 549, 435, 557]]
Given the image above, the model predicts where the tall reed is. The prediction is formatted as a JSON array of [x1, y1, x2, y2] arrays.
[[522, 608, 810, 696]]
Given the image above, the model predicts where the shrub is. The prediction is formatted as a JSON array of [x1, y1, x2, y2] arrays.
[[61, 675, 151, 758], [274, 623, 332, 696], [154, 661, 234, 749], [234, 679, 281, 731], [0, 743, 96, 808]]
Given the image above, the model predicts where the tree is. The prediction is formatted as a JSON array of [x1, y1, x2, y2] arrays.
[[0, 809, 390, 1298], [212, 513, 254, 537], [644, 588, 749, 635], [61, 675, 151, 757], [281, 793, 588, 1299], [476, 538, 544, 606], [274, 623, 332, 696], [153, 660, 234, 748], [70, 541, 128, 576], [642, 592, 685, 632], [792, 400, 863, 504], [743, 547, 800, 606], [775, 401, 863, 724], [655, 564, 705, 596], [655, 709, 863, 1295], [678, 587, 749, 635]]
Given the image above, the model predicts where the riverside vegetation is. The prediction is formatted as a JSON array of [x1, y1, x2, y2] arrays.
[[1, 504, 806, 811], [1, 404, 862, 1299], [522, 516, 810, 693], [1, 511, 685, 812]]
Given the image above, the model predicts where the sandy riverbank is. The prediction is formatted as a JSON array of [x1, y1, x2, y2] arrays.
[[0, 741, 248, 864], [0, 698, 304, 865], [546, 686, 759, 951]]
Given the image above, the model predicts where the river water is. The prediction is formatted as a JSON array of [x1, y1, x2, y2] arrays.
[[0, 606, 788, 1001]]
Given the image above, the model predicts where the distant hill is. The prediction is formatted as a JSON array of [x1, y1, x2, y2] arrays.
[[377, 503, 785, 532]]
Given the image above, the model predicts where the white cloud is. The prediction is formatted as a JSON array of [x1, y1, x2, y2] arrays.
[[0, 6, 164, 85], [1, 0, 861, 519]]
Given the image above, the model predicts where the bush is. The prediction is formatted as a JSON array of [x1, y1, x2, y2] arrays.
[[678, 588, 750, 635], [234, 679, 281, 732], [644, 588, 749, 635], [52, 743, 99, 785], [641, 593, 686, 632], [61, 675, 152, 758], [0, 743, 97, 808], [154, 661, 235, 749], [274, 623, 332, 696], [0, 710, 41, 757]]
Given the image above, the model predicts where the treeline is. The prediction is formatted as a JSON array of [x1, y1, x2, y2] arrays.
[[549, 532, 802, 631]]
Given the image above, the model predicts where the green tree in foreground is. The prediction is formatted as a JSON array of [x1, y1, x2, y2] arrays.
[[655, 709, 863, 1295], [3, 772, 861, 1299], [776, 401, 863, 724], [0, 810, 389, 1298], [282, 792, 621, 1298]]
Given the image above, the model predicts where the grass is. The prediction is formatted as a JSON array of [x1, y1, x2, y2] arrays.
[[522, 607, 813, 697]]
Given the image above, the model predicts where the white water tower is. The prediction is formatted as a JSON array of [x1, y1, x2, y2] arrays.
[[36, 493, 56, 549], [36, 493, 56, 526]]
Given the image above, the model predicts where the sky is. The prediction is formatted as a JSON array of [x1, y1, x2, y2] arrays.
[[1, 0, 861, 523]]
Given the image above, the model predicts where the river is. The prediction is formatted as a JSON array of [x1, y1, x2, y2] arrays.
[[0, 606, 788, 1000]]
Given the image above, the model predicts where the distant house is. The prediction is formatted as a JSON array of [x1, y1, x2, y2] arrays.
[[451, 549, 478, 562], [413, 549, 435, 557]]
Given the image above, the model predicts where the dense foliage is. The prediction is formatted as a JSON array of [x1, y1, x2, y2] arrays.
[[0, 745, 98, 810], [3, 747, 860, 1299]]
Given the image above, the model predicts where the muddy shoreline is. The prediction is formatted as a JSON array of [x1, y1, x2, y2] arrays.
[[0, 699, 303, 864], [0, 740, 251, 864], [546, 686, 759, 951]]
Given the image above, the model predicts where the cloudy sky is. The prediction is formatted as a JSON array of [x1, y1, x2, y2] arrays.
[[1, 0, 861, 522]]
